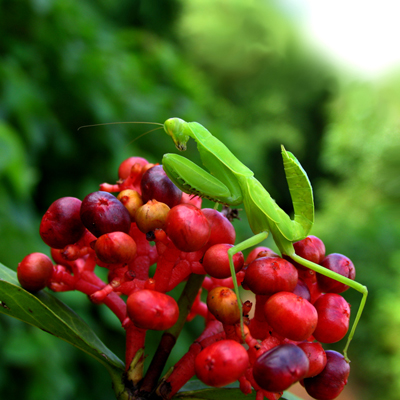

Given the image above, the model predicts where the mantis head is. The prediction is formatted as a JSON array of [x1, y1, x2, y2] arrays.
[[164, 118, 190, 151]]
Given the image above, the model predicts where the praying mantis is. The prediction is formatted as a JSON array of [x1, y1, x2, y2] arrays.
[[80, 116, 368, 359], [160, 117, 368, 360]]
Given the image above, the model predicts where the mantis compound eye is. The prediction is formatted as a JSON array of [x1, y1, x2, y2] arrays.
[[164, 118, 189, 151]]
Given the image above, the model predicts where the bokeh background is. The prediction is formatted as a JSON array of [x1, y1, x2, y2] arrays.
[[1, 1, 399, 399]]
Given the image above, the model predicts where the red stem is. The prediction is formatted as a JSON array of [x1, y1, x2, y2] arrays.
[[78, 270, 127, 323], [153, 243, 181, 293], [124, 322, 146, 371]]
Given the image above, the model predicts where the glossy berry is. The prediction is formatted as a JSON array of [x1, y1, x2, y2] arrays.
[[202, 244, 244, 279], [40, 197, 85, 249], [202, 208, 236, 247], [293, 279, 311, 302], [264, 291, 318, 341], [117, 189, 143, 221], [195, 340, 249, 387], [243, 256, 298, 295], [80, 191, 131, 237], [135, 200, 170, 233], [141, 165, 182, 208], [313, 293, 350, 343], [118, 156, 149, 180], [304, 350, 350, 400], [317, 253, 355, 293], [165, 204, 210, 252], [206, 286, 240, 325], [252, 343, 309, 392], [127, 289, 179, 331], [297, 342, 327, 378], [94, 232, 137, 264], [293, 235, 326, 264], [245, 247, 279, 265], [17, 253, 54, 292]]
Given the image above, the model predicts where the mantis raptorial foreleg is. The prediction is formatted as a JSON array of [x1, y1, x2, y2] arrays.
[[162, 154, 237, 204]]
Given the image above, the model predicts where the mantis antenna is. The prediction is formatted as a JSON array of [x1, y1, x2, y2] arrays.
[[77, 121, 165, 145], [127, 126, 164, 145], [77, 121, 164, 130]]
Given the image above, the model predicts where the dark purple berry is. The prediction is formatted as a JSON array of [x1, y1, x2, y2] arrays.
[[40, 197, 85, 249], [304, 350, 350, 400], [80, 191, 131, 237], [317, 253, 355, 293], [253, 343, 309, 392], [140, 165, 182, 208]]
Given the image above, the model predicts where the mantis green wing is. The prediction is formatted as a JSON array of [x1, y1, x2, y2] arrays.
[[282, 146, 314, 236]]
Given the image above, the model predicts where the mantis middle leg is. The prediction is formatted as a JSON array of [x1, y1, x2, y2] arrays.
[[227, 231, 269, 341]]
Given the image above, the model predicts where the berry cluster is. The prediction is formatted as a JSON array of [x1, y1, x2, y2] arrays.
[[17, 155, 355, 400]]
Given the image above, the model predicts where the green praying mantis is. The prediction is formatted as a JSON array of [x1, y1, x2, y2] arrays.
[[81, 117, 367, 360], [160, 117, 367, 361]]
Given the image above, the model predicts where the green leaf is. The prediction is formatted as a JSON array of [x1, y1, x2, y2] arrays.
[[176, 381, 305, 400], [280, 392, 305, 400], [0, 263, 124, 373]]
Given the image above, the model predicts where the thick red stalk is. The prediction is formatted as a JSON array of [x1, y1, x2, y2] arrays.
[[153, 242, 181, 293], [124, 323, 146, 372]]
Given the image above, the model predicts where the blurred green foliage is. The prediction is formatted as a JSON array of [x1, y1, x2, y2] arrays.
[[0, 0, 398, 399]]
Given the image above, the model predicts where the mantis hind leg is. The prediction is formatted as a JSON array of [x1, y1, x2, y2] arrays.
[[289, 253, 368, 361], [227, 231, 269, 342]]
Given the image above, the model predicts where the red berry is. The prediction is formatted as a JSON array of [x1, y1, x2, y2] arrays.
[[40, 197, 85, 249], [17, 253, 54, 292], [141, 165, 182, 208], [80, 191, 131, 237], [245, 247, 279, 264], [312, 293, 350, 343], [253, 343, 309, 392], [294, 235, 326, 264], [127, 289, 179, 330], [304, 350, 350, 400], [165, 204, 210, 252], [243, 256, 298, 295], [206, 286, 240, 325], [94, 232, 137, 264], [264, 291, 318, 341], [317, 253, 355, 293], [202, 208, 236, 247], [297, 342, 327, 378], [118, 156, 149, 180], [202, 244, 244, 279], [195, 340, 249, 387]]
